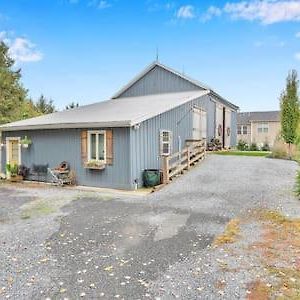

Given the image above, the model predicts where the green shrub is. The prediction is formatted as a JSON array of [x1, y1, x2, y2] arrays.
[[295, 170, 300, 197], [262, 142, 270, 152], [237, 140, 248, 151], [5, 163, 11, 173], [249, 143, 258, 151], [10, 164, 18, 176]]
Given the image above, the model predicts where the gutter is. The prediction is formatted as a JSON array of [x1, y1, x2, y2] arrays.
[[0, 120, 132, 132]]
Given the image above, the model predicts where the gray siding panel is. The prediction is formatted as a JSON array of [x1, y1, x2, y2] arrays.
[[117, 65, 201, 98], [1, 128, 131, 189], [129, 95, 216, 187], [0, 98, 237, 190], [231, 111, 237, 146]]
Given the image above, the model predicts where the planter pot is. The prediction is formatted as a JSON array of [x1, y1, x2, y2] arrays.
[[22, 144, 29, 149], [9, 175, 23, 182]]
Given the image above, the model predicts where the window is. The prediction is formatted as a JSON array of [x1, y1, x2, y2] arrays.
[[238, 125, 248, 135], [160, 130, 172, 156], [88, 130, 106, 162], [257, 123, 268, 133], [237, 125, 242, 135]]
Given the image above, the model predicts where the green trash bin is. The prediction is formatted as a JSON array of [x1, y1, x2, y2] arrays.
[[143, 169, 161, 187]]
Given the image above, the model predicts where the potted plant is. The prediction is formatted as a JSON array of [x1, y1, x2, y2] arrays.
[[20, 136, 32, 149], [6, 163, 11, 179], [9, 164, 23, 182]]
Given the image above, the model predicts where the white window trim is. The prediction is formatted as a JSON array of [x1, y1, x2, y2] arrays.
[[257, 122, 269, 133], [237, 125, 242, 135], [6, 137, 21, 165], [87, 130, 106, 163], [160, 130, 172, 156], [238, 125, 248, 135]]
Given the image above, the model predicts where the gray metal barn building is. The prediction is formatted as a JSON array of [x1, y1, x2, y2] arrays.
[[0, 62, 239, 189]]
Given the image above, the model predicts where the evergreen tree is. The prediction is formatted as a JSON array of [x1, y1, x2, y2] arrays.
[[280, 70, 300, 158], [65, 101, 79, 110], [35, 94, 56, 114], [0, 41, 38, 124]]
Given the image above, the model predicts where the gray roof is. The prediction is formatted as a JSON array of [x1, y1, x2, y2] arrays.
[[0, 90, 209, 131], [112, 61, 239, 110], [237, 111, 280, 124]]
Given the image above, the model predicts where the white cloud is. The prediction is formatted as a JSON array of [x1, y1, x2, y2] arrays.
[[0, 31, 43, 63], [176, 5, 195, 19], [224, 0, 300, 24], [201, 6, 222, 22], [88, 0, 111, 9], [147, 1, 175, 12], [295, 52, 300, 61]]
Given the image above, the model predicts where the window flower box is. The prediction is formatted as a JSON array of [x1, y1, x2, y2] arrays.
[[84, 160, 106, 170]]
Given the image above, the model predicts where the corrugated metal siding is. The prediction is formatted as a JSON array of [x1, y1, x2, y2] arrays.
[[231, 111, 237, 146], [129, 94, 216, 187], [117, 65, 200, 98], [1, 128, 131, 189], [0, 99, 237, 190]]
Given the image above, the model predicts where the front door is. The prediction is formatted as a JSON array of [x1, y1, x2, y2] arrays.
[[7, 138, 21, 165]]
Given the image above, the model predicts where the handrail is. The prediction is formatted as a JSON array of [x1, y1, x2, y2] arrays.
[[161, 139, 206, 184]]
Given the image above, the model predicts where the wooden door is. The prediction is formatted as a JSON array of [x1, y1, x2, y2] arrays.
[[7, 139, 20, 165]]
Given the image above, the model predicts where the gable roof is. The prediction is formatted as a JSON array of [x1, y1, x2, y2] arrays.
[[238, 111, 280, 124], [112, 61, 239, 110], [0, 90, 209, 131]]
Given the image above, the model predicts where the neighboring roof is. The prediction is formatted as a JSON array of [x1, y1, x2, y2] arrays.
[[0, 90, 209, 131], [112, 61, 239, 110], [237, 111, 280, 124]]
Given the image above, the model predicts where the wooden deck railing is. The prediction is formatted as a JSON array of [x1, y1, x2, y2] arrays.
[[161, 139, 206, 184]]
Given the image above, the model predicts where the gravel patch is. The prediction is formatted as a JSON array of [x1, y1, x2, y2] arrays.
[[0, 155, 299, 299]]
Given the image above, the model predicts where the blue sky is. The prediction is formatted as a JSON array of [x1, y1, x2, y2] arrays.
[[0, 0, 300, 111]]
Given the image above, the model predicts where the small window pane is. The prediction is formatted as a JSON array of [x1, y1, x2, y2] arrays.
[[98, 134, 105, 161], [237, 126, 241, 134], [162, 143, 170, 155], [162, 132, 170, 142], [91, 134, 96, 160], [242, 126, 247, 135], [257, 123, 268, 133]]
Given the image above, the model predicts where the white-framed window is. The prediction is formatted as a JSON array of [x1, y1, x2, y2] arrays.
[[257, 123, 269, 133], [160, 130, 172, 156], [237, 125, 248, 135], [237, 125, 242, 135], [87, 130, 106, 163]]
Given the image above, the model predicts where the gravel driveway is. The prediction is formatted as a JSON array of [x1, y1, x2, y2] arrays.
[[0, 155, 299, 299]]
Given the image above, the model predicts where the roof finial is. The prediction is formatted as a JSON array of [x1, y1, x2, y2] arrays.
[[156, 47, 159, 62]]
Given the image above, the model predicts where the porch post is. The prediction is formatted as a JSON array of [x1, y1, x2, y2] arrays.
[[162, 155, 169, 184]]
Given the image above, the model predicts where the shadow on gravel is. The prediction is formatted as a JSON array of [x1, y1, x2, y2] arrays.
[[42, 198, 215, 299]]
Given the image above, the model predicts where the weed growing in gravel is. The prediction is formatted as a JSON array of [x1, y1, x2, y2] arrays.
[[248, 209, 300, 299], [294, 170, 300, 197], [213, 219, 240, 247], [21, 201, 56, 219]]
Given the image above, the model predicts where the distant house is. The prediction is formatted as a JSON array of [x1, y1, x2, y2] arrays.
[[237, 111, 280, 147], [0, 61, 238, 189]]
